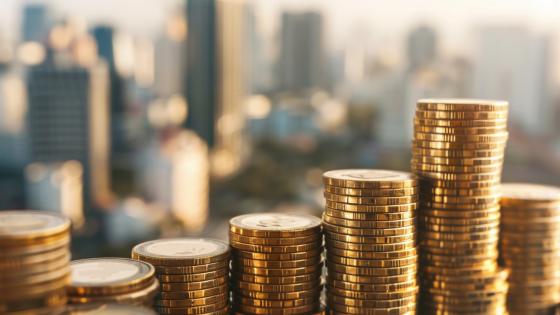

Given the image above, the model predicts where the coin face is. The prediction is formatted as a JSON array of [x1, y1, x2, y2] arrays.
[[134, 238, 229, 260], [70, 258, 154, 287], [323, 169, 416, 187], [501, 183, 560, 202], [230, 213, 321, 232], [0, 211, 70, 239]]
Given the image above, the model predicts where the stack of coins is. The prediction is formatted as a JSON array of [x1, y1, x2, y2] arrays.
[[411, 98, 509, 314], [132, 238, 230, 315], [229, 213, 323, 315], [0, 210, 71, 314], [67, 258, 158, 307], [322, 169, 419, 314], [61, 303, 157, 315], [500, 183, 560, 314]]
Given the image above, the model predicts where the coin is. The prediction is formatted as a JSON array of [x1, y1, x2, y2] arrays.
[[229, 213, 322, 238], [132, 238, 229, 266], [322, 221, 416, 236], [233, 264, 322, 277], [157, 285, 228, 300], [229, 233, 321, 246], [413, 117, 508, 128], [232, 303, 319, 315], [231, 271, 321, 285], [415, 109, 508, 120], [412, 147, 505, 159], [232, 249, 322, 261], [324, 186, 418, 197], [0, 211, 71, 242], [156, 293, 228, 307], [230, 240, 321, 254], [323, 169, 417, 189], [154, 260, 228, 275], [326, 262, 417, 277], [232, 287, 321, 301], [416, 99, 509, 111], [327, 247, 417, 260], [413, 155, 503, 167], [324, 192, 418, 205], [160, 277, 227, 292], [322, 214, 416, 228], [325, 233, 416, 247], [67, 278, 159, 304], [324, 208, 415, 221], [155, 301, 227, 315], [157, 269, 227, 283], [325, 201, 417, 213], [414, 124, 507, 135], [412, 139, 506, 150], [61, 304, 158, 315]]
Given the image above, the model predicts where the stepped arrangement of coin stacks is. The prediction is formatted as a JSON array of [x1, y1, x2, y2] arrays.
[[67, 257, 159, 306], [229, 213, 323, 315], [0, 210, 72, 314], [500, 183, 560, 314], [132, 238, 230, 315], [322, 169, 419, 314], [411, 98, 510, 314], [61, 303, 157, 314]]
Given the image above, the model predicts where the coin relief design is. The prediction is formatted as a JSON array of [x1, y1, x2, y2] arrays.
[[325, 169, 412, 182], [71, 260, 141, 284], [145, 239, 220, 257], [235, 213, 318, 230], [0, 211, 68, 235]]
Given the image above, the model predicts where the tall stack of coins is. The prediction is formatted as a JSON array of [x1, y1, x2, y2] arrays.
[[0, 210, 71, 314], [500, 183, 560, 314], [62, 303, 157, 315], [322, 169, 419, 314], [67, 258, 159, 307], [411, 98, 509, 314], [132, 238, 230, 315], [229, 213, 323, 315]]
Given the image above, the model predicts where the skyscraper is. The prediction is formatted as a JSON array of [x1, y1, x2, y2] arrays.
[[278, 11, 325, 92], [26, 61, 111, 210], [473, 26, 552, 135], [407, 25, 437, 71], [21, 4, 50, 43]]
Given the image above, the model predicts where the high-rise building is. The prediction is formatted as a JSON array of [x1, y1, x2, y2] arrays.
[[407, 25, 437, 71], [184, 0, 249, 177], [21, 4, 50, 43], [278, 11, 325, 92], [154, 10, 187, 97], [473, 26, 552, 134], [26, 61, 111, 211]]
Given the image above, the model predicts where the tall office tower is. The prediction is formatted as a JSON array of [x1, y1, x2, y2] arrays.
[[26, 61, 111, 211], [21, 4, 50, 42], [92, 26, 128, 156], [184, 0, 250, 177], [154, 10, 187, 97], [278, 11, 325, 92], [407, 25, 437, 71], [473, 26, 552, 135]]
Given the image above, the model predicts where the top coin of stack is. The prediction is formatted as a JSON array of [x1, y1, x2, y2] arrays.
[[132, 238, 230, 315], [0, 210, 72, 315], [322, 169, 419, 315], [61, 303, 157, 315], [229, 213, 323, 315], [67, 258, 159, 307], [411, 98, 509, 314], [500, 183, 560, 315]]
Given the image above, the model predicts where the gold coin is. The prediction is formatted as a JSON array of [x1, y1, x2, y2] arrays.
[[414, 124, 507, 135], [327, 262, 417, 277], [413, 132, 508, 144], [324, 192, 418, 205], [422, 194, 501, 205], [414, 117, 508, 128], [325, 233, 416, 247], [326, 284, 418, 300], [412, 139, 506, 151], [326, 247, 417, 260], [416, 99, 508, 111], [154, 260, 228, 275], [68, 258, 154, 296], [322, 221, 416, 236], [229, 232, 321, 246], [61, 304, 158, 315], [421, 264, 498, 277], [415, 109, 508, 120], [231, 257, 321, 269], [0, 234, 70, 257], [157, 268, 228, 283], [421, 202, 500, 212], [421, 253, 498, 267], [326, 239, 417, 252], [412, 170, 502, 182], [234, 279, 321, 293], [324, 208, 415, 221], [0, 265, 69, 288], [501, 183, 560, 204], [0, 245, 70, 270], [0, 288, 66, 313], [0, 211, 71, 243], [160, 277, 227, 292], [501, 219, 560, 232], [422, 268, 507, 283], [420, 237, 499, 249], [229, 213, 322, 238], [231, 249, 322, 261], [232, 286, 321, 300], [322, 169, 417, 189], [0, 252, 70, 277], [235, 296, 317, 308], [328, 271, 416, 284], [422, 187, 501, 198], [232, 264, 322, 277], [156, 293, 228, 307], [231, 271, 320, 285], [421, 221, 499, 233], [327, 278, 417, 292], [325, 201, 417, 213], [326, 254, 416, 268], [420, 212, 500, 226], [326, 293, 416, 308], [157, 284, 228, 300], [230, 240, 321, 254], [232, 303, 319, 315], [322, 214, 416, 229], [413, 155, 503, 167], [411, 162, 503, 174], [422, 244, 498, 256], [327, 301, 416, 314], [155, 302, 228, 315], [0, 274, 70, 300], [67, 278, 159, 304], [324, 186, 418, 197], [132, 238, 229, 267], [412, 147, 505, 159]]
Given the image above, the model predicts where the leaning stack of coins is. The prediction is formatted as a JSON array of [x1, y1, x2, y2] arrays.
[[67, 258, 159, 307], [322, 169, 419, 314], [0, 210, 71, 314], [229, 213, 323, 315], [132, 238, 230, 315], [61, 303, 157, 315], [411, 98, 509, 314], [500, 183, 560, 314]]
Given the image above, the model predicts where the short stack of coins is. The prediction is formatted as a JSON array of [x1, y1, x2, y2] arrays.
[[411, 98, 509, 314], [229, 213, 323, 315], [67, 257, 159, 307], [0, 210, 71, 314], [322, 169, 419, 315], [500, 183, 560, 314], [132, 238, 230, 315], [61, 303, 158, 315]]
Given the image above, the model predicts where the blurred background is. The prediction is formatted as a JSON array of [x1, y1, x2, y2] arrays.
[[0, 0, 558, 257]]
